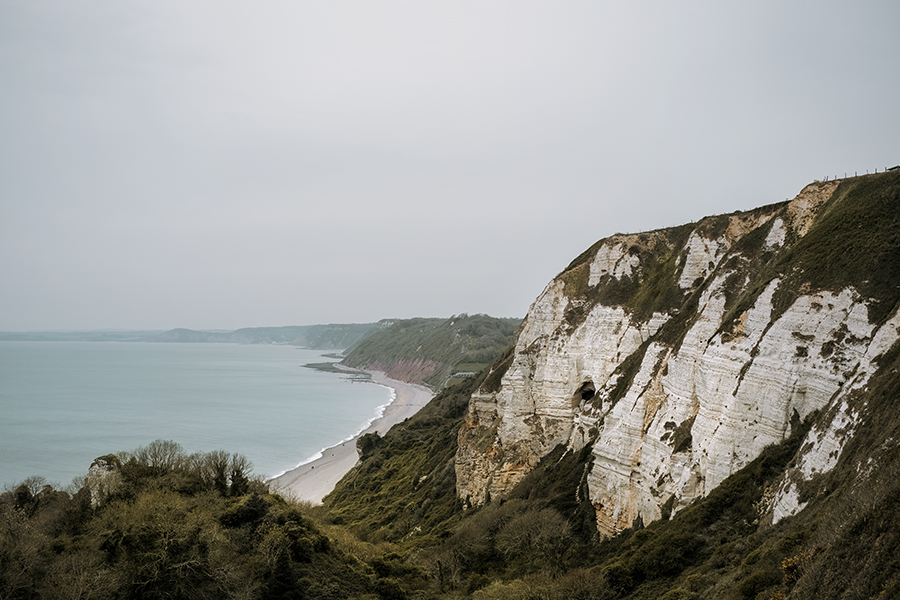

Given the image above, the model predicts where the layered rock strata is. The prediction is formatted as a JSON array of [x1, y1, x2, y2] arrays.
[[456, 173, 900, 536]]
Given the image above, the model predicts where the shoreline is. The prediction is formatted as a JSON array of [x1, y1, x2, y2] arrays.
[[268, 370, 434, 504]]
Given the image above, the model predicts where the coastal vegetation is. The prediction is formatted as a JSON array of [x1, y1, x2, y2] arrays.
[[719, 170, 900, 334], [1, 440, 378, 600], [340, 314, 520, 388], [8, 356, 900, 598]]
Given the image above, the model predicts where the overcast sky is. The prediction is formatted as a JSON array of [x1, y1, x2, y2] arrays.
[[1, 1, 898, 331]]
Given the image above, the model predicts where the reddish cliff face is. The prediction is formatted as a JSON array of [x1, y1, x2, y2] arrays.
[[355, 358, 446, 386], [456, 173, 900, 536]]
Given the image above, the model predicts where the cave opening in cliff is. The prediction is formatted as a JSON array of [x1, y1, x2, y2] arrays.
[[576, 381, 596, 405]]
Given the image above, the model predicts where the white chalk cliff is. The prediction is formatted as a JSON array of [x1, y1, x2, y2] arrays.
[[456, 172, 900, 536]]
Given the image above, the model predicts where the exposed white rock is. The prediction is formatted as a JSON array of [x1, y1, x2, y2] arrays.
[[583, 282, 889, 534], [85, 455, 122, 508], [676, 211, 783, 291], [589, 241, 640, 285], [677, 231, 726, 289], [785, 180, 839, 237], [770, 306, 900, 522], [764, 217, 786, 249], [456, 178, 898, 536], [457, 238, 672, 505]]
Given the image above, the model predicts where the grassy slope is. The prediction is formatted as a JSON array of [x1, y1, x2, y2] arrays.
[[340, 315, 520, 388], [324, 372, 485, 544]]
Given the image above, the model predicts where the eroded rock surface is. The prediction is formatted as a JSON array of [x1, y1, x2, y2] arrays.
[[456, 174, 900, 535]]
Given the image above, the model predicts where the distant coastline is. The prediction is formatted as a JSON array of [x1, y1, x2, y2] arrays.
[[0, 330, 167, 342], [0, 323, 378, 350]]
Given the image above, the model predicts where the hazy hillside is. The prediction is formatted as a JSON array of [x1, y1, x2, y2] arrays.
[[340, 314, 521, 388], [0, 330, 165, 342], [155, 323, 378, 348], [0, 324, 378, 349]]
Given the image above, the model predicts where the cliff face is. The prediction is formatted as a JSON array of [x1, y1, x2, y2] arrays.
[[456, 172, 900, 536]]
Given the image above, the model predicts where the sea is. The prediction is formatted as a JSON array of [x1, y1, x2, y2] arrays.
[[0, 341, 392, 491]]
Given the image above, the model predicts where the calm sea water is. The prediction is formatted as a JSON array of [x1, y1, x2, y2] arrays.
[[0, 341, 391, 490]]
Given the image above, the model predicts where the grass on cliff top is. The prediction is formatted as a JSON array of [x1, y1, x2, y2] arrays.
[[720, 171, 900, 331], [779, 170, 900, 324]]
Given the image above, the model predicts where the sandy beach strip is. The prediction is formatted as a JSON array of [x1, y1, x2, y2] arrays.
[[268, 371, 434, 504]]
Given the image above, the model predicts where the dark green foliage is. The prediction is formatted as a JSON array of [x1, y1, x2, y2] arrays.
[[707, 221, 781, 340], [623, 226, 696, 321], [736, 568, 780, 597], [340, 314, 521, 388], [778, 171, 900, 325], [324, 373, 486, 541], [505, 443, 598, 541], [221, 492, 270, 527], [671, 415, 695, 454], [659, 494, 676, 521], [604, 341, 651, 408], [357, 432, 385, 459], [0, 441, 380, 600]]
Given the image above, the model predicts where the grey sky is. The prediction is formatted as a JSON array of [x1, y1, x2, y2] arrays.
[[1, 1, 898, 331]]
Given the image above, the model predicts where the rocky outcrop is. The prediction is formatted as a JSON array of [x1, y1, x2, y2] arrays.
[[85, 454, 122, 508], [456, 172, 900, 535]]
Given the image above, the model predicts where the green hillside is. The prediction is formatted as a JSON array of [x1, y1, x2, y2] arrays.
[[340, 314, 521, 388]]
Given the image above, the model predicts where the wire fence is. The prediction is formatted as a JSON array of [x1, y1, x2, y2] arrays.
[[817, 165, 899, 183]]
